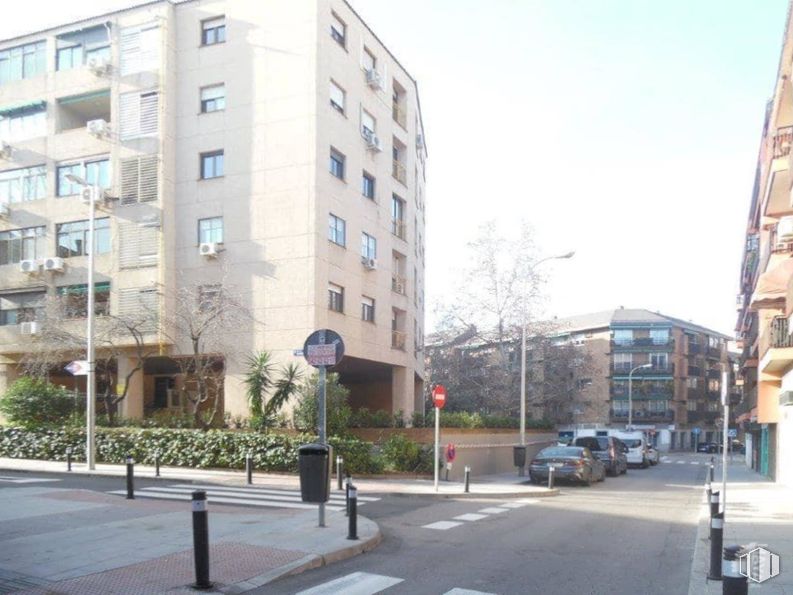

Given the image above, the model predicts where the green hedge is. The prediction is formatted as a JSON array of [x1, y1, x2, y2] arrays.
[[410, 411, 554, 430], [0, 427, 382, 475]]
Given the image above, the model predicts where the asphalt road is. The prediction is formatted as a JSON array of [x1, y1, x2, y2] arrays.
[[259, 453, 709, 595]]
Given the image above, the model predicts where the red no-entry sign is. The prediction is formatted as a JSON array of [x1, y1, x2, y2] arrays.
[[432, 385, 447, 409]]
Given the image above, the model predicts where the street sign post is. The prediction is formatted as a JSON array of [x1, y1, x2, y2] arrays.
[[692, 426, 701, 452], [302, 329, 345, 527], [65, 360, 89, 376], [432, 385, 447, 491]]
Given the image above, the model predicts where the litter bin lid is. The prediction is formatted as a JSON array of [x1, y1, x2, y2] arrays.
[[298, 443, 330, 455]]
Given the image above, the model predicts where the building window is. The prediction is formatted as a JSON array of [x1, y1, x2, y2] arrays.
[[0, 226, 45, 265], [200, 84, 225, 113], [198, 284, 222, 312], [328, 283, 344, 313], [56, 26, 110, 71], [650, 352, 668, 369], [613, 329, 633, 345], [613, 352, 632, 372], [708, 379, 720, 393], [363, 47, 376, 71], [0, 290, 42, 326], [0, 41, 46, 85], [198, 217, 223, 244], [687, 400, 697, 412], [686, 377, 699, 389], [613, 400, 629, 413], [330, 80, 345, 113], [200, 150, 224, 179], [648, 400, 667, 412], [650, 328, 669, 345], [202, 17, 226, 46], [362, 172, 375, 199], [328, 214, 346, 246], [0, 105, 46, 143], [56, 218, 111, 257], [391, 195, 406, 239], [361, 296, 375, 322], [0, 165, 46, 203], [361, 232, 377, 260], [330, 13, 346, 47], [361, 110, 375, 138], [707, 401, 720, 412], [57, 282, 110, 318], [57, 158, 110, 196], [329, 148, 345, 180]]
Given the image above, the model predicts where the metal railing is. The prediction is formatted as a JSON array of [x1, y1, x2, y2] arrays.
[[391, 218, 406, 240], [392, 103, 407, 128], [391, 330, 406, 350], [392, 160, 406, 185], [611, 337, 674, 350], [612, 363, 674, 375], [759, 316, 793, 359], [772, 125, 793, 159], [391, 274, 406, 295], [610, 409, 674, 421]]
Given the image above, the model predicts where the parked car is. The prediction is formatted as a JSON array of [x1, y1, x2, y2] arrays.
[[619, 437, 650, 468], [573, 436, 628, 477], [731, 440, 745, 454], [697, 442, 719, 454], [647, 445, 660, 465], [529, 446, 606, 486]]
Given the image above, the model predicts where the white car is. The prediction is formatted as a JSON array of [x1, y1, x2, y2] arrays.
[[647, 445, 660, 466], [620, 437, 650, 468]]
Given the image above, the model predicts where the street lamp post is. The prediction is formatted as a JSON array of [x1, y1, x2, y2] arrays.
[[65, 174, 99, 470], [519, 251, 575, 446], [627, 363, 653, 429]]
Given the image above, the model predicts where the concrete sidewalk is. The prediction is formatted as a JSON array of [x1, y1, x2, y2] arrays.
[[688, 460, 793, 594], [0, 457, 559, 498]]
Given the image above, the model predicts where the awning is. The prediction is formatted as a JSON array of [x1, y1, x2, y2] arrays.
[[58, 89, 110, 105], [750, 258, 793, 308], [0, 100, 45, 117]]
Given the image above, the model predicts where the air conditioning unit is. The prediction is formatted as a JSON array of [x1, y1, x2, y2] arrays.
[[79, 187, 97, 205], [42, 257, 65, 272], [20, 321, 38, 335], [87, 56, 111, 75], [0, 202, 9, 218], [19, 259, 39, 274], [365, 132, 383, 152], [0, 142, 12, 160], [361, 256, 377, 270], [778, 216, 793, 242], [87, 118, 110, 137], [416, 133, 424, 150], [365, 68, 383, 89], [199, 242, 223, 257]]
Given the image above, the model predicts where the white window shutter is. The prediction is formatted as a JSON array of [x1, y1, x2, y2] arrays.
[[139, 25, 160, 71], [139, 92, 159, 136], [120, 154, 158, 204], [120, 27, 141, 75], [118, 287, 159, 329], [120, 23, 159, 75], [120, 92, 158, 140], [119, 221, 159, 268]]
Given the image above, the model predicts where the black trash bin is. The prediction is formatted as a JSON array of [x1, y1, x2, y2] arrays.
[[298, 443, 330, 503], [513, 445, 527, 468]]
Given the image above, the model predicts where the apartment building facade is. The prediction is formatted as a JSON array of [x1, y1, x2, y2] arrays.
[[735, 4, 793, 485], [0, 0, 427, 420]]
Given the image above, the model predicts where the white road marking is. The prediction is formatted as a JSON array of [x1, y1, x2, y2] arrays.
[[107, 488, 345, 511], [478, 507, 510, 514], [499, 502, 533, 509], [443, 589, 498, 595], [422, 520, 464, 530], [169, 483, 380, 502], [295, 571, 403, 595], [454, 513, 488, 521], [690, 461, 700, 465], [0, 476, 60, 484], [676, 460, 686, 464]]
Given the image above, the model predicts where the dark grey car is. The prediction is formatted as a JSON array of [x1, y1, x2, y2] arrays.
[[529, 446, 606, 486], [573, 436, 628, 477]]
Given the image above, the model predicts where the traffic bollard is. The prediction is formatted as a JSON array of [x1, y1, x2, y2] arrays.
[[710, 490, 720, 519], [126, 456, 135, 499], [191, 490, 212, 590], [347, 484, 358, 540], [345, 474, 351, 517], [336, 456, 344, 491], [709, 462, 715, 484], [155, 451, 161, 477], [708, 512, 724, 581], [246, 452, 253, 485], [464, 465, 471, 493], [722, 545, 748, 595], [66, 447, 72, 472], [548, 466, 555, 490]]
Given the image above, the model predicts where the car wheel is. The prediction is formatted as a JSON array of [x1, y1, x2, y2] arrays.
[[621, 466, 627, 475], [584, 469, 593, 487], [641, 458, 649, 469]]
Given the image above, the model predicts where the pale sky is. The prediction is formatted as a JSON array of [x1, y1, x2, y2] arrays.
[[2, 0, 788, 336]]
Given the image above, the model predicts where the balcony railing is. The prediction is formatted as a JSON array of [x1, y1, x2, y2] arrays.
[[706, 368, 721, 379], [391, 330, 406, 350], [706, 346, 722, 359], [391, 274, 406, 295], [687, 366, 701, 376], [391, 218, 406, 240], [612, 363, 674, 375], [772, 125, 793, 159], [610, 385, 674, 399], [392, 103, 406, 129], [760, 316, 793, 359], [392, 160, 406, 185], [687, 344, 701, 355], [611, 337, 675, 351], [610, 409, 674, 422]]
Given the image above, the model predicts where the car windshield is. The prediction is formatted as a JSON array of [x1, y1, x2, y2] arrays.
[[623, 439, 643, 448], [538, 447, 582, 458]]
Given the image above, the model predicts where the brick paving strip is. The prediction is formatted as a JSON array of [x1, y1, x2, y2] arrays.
[[15, 543, 306, 595]]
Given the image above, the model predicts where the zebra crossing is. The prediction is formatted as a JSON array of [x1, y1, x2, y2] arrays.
[[294, 571, 496, 595], [107, 483, 380, 511], [0, 475, 61, 484], [661, 456, 704, 465]]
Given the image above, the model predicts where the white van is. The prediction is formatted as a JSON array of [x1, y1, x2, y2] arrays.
[[610, 431, 650, 468]]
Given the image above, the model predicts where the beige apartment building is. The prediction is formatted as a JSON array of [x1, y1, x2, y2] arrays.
[[736, 2, 793, 484], [0, 0, 427, 421]]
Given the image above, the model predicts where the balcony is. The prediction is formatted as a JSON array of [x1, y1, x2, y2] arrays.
[[706, 346, 722, 359], [391, 274, 406, 295], [391, 219, 406, 240], [772, 125, 793, 159], [610, 384, 674, 400], [391, 330, 406, 350], [687, 344, 701, 355], [687, 411, 720, 425], [610, 337, 674, 352], [612, 363, 674, 376], [392, 103, 406, 129], [759, 316, 793, 376], [687, 366, 701, 376], [706, 368, 722, 379], [392, 160, 406, 185], [610, 409, 674, 422]]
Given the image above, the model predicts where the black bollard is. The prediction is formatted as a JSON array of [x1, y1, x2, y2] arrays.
[[126, 456, 135, 500], [708, 512, 724, 581], [345, 474, 351, 517], [347, 484, 358, 540], [464, 465, 470, 493], [710, 490, 720, 519], [66, 447, 72, 472], [722, 545, 748, 595], [709, 463, 715, 484], [548, 466, 555, 490], [191, 491, 212, 590], [336, 456, 344, 491], [155, 451, 160, 477], [246, 452, 253, 485]]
